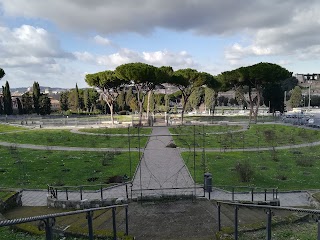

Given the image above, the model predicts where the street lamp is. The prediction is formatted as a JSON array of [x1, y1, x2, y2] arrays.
[[308, 80, 312, 111]]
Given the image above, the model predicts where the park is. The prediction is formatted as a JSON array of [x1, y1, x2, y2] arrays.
[[1, 63, 320, 239], [0, 113, 320, 239]]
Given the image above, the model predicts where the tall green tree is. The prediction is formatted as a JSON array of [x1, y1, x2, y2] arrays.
[[0, 97, 3, 114], [32, 82, 41, 114], [84, 89, 91, 112], [85, 70, 128, 125], [16, 98, 23, 114], [170, 69, 205, 123], [289, 86, 302, 108], [204, 73, 221, 116], [39, 94, 51, 115], [59, 92, 69, 111], [116, 90, 126, 111], [2, 81, 13, 115], [75, 84, 80, 112], [115, 63, 164, 125], [21, 92, 33, 114]]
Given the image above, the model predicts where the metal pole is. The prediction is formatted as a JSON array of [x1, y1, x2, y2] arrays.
[[251, 188, 254, 202], [202, 125, 205, 174], [112, 207, 117, 240], [126, 184, 128, 199], [80, 187, 83, 200], [125, 206, 129, 235], [44, 218, 54, 240], [100, 185, 103, 200], [138, 127, 142, 202], [217, 203, 221, 231], [264, 189, 267, 201], [232, 188, 235, 201], [87, 211, 94, 240], [234, 206, 239, 240], [66, 188, 68, 201], [193, 125, 196, 199], [267, 208, 272, 240], [128, 126, 132, 179], [317, 218, 320, 240]]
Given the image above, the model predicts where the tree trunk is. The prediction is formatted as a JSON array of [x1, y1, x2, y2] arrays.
[[106, 101, 114, 126], [146, 90, 151, 123], [248, 86, 254, 124], [212, 92, 218, 116], [254, 86, 261, 123]]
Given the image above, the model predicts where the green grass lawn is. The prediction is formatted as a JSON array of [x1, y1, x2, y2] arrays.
[[172, 124, 320, 149], [0, 129, 148, 148], [79, 127, 152, 135], [183, 146, 320, 190], [239, 220, 317, 240], [0, 146, 140, 189], [0, 124, 26, 133]]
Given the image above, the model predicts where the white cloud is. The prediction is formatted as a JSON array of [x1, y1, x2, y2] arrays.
[[224, 2, 320, 63], [75, 48, 198, 70], [0, 24, 72, 68], [93, 35, 111, 46]]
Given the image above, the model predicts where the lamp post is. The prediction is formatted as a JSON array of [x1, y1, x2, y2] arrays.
[[308, 81, 312, 111]]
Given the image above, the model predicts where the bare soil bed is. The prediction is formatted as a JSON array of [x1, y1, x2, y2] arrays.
[[128, 199, 219, 240]]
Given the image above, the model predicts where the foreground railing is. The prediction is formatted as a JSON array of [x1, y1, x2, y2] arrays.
[[0, 204, 128, 240], [216, 201, 320, 240]]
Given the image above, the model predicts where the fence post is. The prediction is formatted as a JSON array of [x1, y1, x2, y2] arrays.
[[80, 186, 83, 200], [217, 203, 221, 231], [126, 184, 128, 199], [317, 217, 320, 240], [65, 188, 68, 201], [112, 207, 117, 240], [55, 188, 58, 200], [100, 185, 103, 200], [86, 211, 94, 240], [251, 188, 254, 202], [125, 206, 129, 235], [43, 217, 55, 240], [232, 187, 235, 201], [266, 208, 272, 240], [264, 189, 267, 201], [234, 206, 239, 240]]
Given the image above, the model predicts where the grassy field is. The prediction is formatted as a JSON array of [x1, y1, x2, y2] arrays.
[[79, 127, 152, 135], [0, 124, 25, 133], [0, 146, 140, 189], [172, 124, 320, 148], [0, 191, 15, 201], [0, 129, 148, 148], [239, 219, 317, 240], [183, 146, 320, 190]]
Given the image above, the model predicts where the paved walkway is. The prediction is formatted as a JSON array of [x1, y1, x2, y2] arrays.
[[9, 126, 317, 208], [131, 127, 194, 195]]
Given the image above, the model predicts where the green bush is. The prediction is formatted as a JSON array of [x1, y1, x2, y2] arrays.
[[235, 160, 254, 182]]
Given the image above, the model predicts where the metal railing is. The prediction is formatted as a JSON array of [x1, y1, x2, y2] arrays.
[[47, 182, 131, 201], [214, 185, 278, 203], [0, 204, 128, 240], [216, 201, 320, 240]]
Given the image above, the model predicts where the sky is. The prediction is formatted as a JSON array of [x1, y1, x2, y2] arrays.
[[0, 0, 319, 89]]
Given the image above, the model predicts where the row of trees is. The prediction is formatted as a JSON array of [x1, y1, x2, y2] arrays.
[[85, 62, 292, 124], [1, 67, 52, 115]]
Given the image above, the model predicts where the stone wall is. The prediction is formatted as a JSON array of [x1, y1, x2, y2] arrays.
[[0, 190, 22, 213], [47, 196, 127, 209]]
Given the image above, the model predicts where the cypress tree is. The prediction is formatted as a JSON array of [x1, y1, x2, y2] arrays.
[[2, 81, 13, 115], [75, 84, 80, 112], [33, 82, 41, 114], [16, 98, 23, 114]]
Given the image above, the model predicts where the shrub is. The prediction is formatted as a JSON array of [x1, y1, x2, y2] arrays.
[[296, 158, 314, 167], [235, 160, 254, 182]]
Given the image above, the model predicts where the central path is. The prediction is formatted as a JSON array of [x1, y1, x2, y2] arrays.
[[131, 127, 195, 196]]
